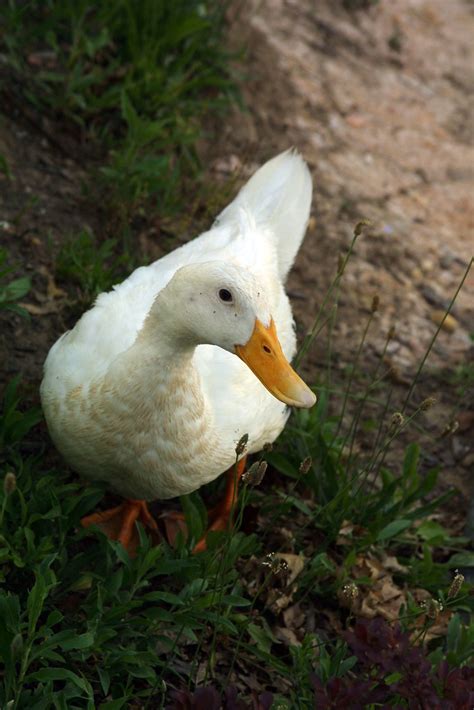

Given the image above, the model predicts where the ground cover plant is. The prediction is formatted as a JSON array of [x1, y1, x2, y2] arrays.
[[1, 3, 474, 709], [1, 227, 473, 707], [0, 0, 238, 298]]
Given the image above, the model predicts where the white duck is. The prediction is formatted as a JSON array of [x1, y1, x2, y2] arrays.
[[41, 150, 316, 552]]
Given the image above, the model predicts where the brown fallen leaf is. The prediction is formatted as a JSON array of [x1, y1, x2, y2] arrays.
[[336, 519, 367, 546], [380, 552, 409, 574], [37, 265, 68, 300], [346, 552, 407, 622], [267, 584, 299, 614], [266, 554, 305, 614], [273, 625, 301, 647], [360, 576, 405, 622], [46, 275, 67, 299], [274, 553, 305, 585], [283, 603, 305, 630]]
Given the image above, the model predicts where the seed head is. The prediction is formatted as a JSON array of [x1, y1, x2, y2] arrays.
[[299, 457, 312, 475], [387, 325, 396, 340], [440, 420, 459, 438], [242, 461, 267, 487], [235, 433, 249, 456], [354, 219, 371, 238], [447, 570, 464, 600], [261, 553, 288, 575], [389, 412, 404, 433], [420, 397, 436, 411], [371, 294, 379, 313], [3, 472, 16, 496], [423, 597, 443, 619], [338, 582, 360, 609]]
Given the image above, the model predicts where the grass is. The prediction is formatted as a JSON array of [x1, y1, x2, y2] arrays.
[[1, 0, 236, 210], [1, 227, 473, 706], [54, 229, 134, 308], [1, 0, 241, 312], [0, 249, 31, 320]]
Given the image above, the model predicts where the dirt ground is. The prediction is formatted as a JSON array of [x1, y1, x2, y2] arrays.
[[0, 0, 473, 510], [208, 0, 474, 507]]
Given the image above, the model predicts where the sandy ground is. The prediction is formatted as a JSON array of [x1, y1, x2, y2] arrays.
[[205, 0, 474, 502]]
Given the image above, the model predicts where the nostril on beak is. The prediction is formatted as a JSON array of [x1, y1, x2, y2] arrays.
[[263, 345, 271, 354]]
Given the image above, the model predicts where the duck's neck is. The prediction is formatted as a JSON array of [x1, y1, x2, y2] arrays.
[[111, 317, 237, 496], [117, 316, 207, 416], [105, 312, 223, 467]]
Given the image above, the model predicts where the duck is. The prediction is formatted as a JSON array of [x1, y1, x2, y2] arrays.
[[40, 149, 316, 553]]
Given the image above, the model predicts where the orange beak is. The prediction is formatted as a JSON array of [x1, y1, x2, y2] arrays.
[[235, 319, 316, 408]]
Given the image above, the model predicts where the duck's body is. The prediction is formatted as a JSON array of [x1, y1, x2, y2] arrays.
[[41, 150, 315, 544]]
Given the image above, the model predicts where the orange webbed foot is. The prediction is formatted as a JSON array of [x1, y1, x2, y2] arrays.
[[81, 499, 160, 556], [161, 456, 247, 553]]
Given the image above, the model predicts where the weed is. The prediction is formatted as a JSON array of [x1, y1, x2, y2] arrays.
[[0, 249, 31, 319], [55, 228, 134, 306], [1, 220, 472, 706], [0, 152, 11, 180], [1, 1, 238, 215]]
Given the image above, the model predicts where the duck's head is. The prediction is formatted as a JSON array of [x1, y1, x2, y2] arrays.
[[157, 261, 316, 409]]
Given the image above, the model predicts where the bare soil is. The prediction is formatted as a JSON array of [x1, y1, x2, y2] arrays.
[[206, 0, 474, 508]]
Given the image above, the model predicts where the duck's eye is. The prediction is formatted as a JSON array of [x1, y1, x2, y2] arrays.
[[219, 288, 233, 303]]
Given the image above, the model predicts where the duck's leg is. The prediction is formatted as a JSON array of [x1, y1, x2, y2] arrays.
[[81, 499, 160, 555], [162, 457, 247, 553]]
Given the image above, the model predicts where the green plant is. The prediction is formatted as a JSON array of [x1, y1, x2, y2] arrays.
[[0, 152, 11, 179], [1, 230, 472, 706], [1, 0, 238, 214], [0, 249, 31, 318], [55, 229, 133, 305], [0, 378, 42, 455]]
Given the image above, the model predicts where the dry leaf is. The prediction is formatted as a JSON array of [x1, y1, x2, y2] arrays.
[[266, 554, 305, 614], [283, 603, 305, 630], [267, 585, 298, 614], [336, 520, 367, 545], [273, 625, 301, 647], [380, 552, 409, 574], [274, 553, 305, 585], [20, 301, 62, 316], [46, 275, 67, 299], [348, 552, 407, 622]]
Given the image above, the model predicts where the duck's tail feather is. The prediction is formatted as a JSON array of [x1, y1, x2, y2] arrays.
[[215, 149, 313, 281]]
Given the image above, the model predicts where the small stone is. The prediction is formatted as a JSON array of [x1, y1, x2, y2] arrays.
[[461, 452, 474, 469], [452, 437, 469, 461], [430, 310, 458, 332], [457, 411, 474, 433], [345, 113, 366, 128]]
